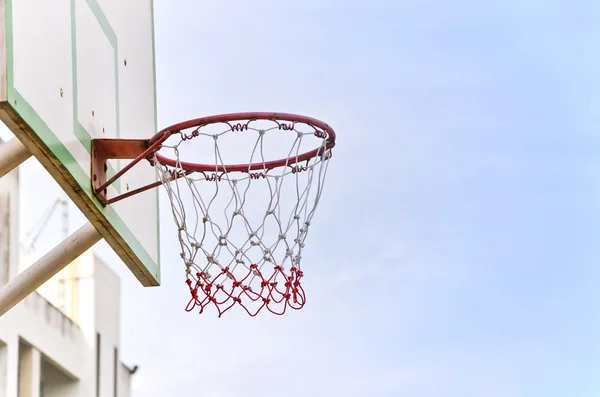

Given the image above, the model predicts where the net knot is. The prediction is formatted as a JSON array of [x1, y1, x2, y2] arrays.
[[293, 239, 305, 248]]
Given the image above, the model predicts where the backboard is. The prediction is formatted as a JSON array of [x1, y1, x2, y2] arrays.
[[0, 0, 160, 286]]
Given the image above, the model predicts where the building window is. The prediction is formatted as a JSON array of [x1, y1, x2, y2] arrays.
[[113, 347, 118, 397], [96, 332, 101, 397]]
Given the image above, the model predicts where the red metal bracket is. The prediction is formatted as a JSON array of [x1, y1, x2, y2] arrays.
[[92, 138, 157, 205]]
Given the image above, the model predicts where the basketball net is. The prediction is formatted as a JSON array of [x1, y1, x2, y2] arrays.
[[153, 116, 333, 316]]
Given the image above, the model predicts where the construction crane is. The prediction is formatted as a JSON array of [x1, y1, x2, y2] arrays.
[[20, 196, 69, 254], [20, 195, 77, 315]]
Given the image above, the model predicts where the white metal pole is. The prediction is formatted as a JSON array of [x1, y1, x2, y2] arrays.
[[0, 138, 32, 178], [0, 222, 101, 317]]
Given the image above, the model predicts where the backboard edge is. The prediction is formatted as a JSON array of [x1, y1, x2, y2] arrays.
[[0, 102, 160, 286]]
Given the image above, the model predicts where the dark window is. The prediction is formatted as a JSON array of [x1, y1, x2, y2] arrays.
[[113, 347, 118, 397], [96, 333, 101, 397]]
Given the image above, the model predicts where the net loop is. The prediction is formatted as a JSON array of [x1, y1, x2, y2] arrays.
[[153, 113, 335, 317]]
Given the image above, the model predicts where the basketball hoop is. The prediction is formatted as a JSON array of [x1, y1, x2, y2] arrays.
[[91, 112, 336, 316]]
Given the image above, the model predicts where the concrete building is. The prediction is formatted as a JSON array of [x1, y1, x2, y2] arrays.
[[0, 154, 136, 396]]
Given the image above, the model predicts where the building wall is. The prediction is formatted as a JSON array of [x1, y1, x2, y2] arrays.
[[0, 188, 10, 287], [94, 258, 121, 397], [0, 159, 18, 287], [117, 364, 132, 397], [0, 342, 7, 396], [0, 143, 136, 397], [0, 162, 22, 397]]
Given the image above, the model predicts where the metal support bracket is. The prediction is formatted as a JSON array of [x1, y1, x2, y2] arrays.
[[0, 222, 102, 317], [91, 135, 189, 206], [92, 138, 154, 205], [0, 138, 32, 178]]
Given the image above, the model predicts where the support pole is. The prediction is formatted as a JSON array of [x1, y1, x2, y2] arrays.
[[0, 222, 101, 317], [0, 138, 32, 178]]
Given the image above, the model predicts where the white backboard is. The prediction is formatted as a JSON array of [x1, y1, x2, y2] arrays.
[[0, 0, 160, 286]]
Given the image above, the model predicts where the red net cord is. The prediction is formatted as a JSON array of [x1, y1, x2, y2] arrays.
[[184, 264, 305, 317]]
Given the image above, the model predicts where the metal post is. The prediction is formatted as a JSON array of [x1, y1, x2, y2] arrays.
[[0, 222, 101, 317], [0, 138, 32, 178]]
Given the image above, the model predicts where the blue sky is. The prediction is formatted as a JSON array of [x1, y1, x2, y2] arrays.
[[4, 0, 600, 396]]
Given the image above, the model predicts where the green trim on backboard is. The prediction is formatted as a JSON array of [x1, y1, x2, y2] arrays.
[[70, 0, 120, 191], [82, 0, 120, 140], [83, 0, 122, 173], [5, 0, 13, 91], [4, 0, 160, 284], [150, 0, 161, 267]]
